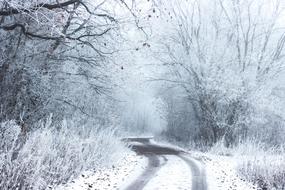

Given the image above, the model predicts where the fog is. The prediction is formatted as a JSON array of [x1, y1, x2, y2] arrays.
[[1, 0, 285, 189]]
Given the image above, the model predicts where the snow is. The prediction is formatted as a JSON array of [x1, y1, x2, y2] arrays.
[[123, 136, 154, 139], [149, 139, 188, 152], [55, 142, 257, 190], [191, 152, 258, 190], [143, 155, 192, 190], [125, 141, 145, 146], [55, 152, 147, 190]]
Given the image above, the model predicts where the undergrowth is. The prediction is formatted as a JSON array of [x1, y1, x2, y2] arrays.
[[0, 119, 127, 189]]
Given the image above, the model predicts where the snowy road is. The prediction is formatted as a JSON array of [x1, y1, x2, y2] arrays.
[[57, 139, 256, 190], [179, 155, 207, 190], [124, 138, 207, 190]]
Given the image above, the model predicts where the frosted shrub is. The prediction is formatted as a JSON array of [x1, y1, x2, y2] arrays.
[[0, 120, 126, 189], [210, 138, 285, 190], [238, 155, 285, 190], [210, 137, 284, 156]]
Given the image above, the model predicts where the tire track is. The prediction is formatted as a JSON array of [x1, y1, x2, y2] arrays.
[[125, 153, 161, 190], [179, 154, 207, 190], [124, 138, 207, 190]]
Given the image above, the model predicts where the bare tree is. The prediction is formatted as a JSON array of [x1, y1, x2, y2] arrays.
[[153, 0, 285, 146], [0, 0, 141, 128]]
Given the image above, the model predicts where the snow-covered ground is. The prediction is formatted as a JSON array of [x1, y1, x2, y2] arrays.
[[56, 142, 257, 190], [191, 152, 258, 190], [143, 155, 192, 190], [55, 152, 147, 190], [151, 140, 258, 190]]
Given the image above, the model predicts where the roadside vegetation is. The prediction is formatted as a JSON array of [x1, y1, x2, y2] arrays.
[[239, 153, 285, 190], [1, 0, 285, 189], [0, 119, 126, 189], [210, 139, 285, 190], [149, 0, 285, 189], [0, 0, 136, 189]]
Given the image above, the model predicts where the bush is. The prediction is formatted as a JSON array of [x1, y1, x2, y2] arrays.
[[238, 155, 285, 190], [209, 138, 285, 190], [0, 119, 126, 189]]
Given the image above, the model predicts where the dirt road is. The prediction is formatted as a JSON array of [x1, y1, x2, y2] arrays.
[[123, 138, 207, 190]]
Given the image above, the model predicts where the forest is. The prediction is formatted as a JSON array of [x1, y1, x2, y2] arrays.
[[0, 0, 285, 189]]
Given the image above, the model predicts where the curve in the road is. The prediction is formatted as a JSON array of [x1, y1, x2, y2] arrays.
[[124, 139, 207, 190], [125, 153, 161, 190]]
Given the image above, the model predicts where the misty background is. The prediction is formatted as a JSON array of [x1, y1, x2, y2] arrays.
[[0, 0, 285, 189]]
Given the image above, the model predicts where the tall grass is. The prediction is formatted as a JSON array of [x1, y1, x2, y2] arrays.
[[239, 155, 285, 190], [0, 119, 127, 190], [210, 138, 285, 190], [210, 138, 284, 156]]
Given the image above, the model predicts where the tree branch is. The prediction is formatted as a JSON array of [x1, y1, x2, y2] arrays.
[[0, 0, 79, 16], [0, 23, 60, 40]]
